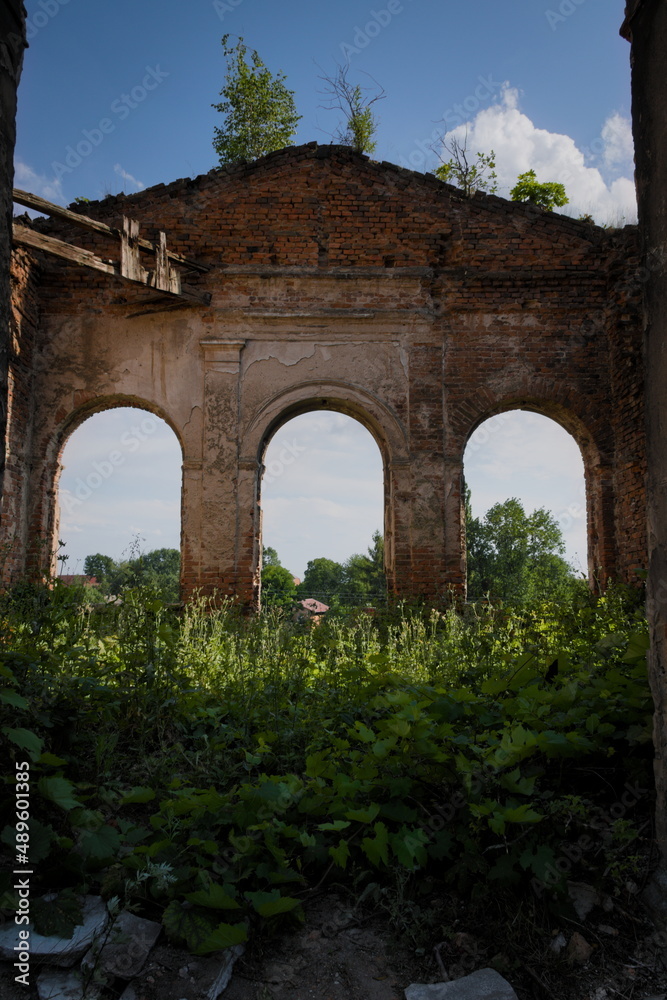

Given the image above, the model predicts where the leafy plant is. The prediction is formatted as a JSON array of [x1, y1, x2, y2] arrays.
[[212, 35, 301, 164], [510, 169, 569, 211], [0, 577, 653, 954], [435, 134, 498, 196]]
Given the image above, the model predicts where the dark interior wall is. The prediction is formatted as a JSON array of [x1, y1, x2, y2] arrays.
[[0, 1, 27, 498], [622, 0, 667, 866]]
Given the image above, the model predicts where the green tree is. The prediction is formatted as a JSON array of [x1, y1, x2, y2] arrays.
[[466, 494, 575, 602], [297, 557, 345, 604], [89, 548, 181, 601], [212, 35, 301, 164], [319, 65, 385, 155], [261, 563, 297, 608], [510, 169, 569, 211], [83, 553, 115, 590], [435, 134, 497, 196], [132, 548, 181, 601], [342, 530, 386, 603], [262, 546, 281, 568]]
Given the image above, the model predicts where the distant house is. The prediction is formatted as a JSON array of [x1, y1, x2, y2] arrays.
[[293, 597, 329, 623], [299, 598, 329, 615], [59, 575, 98, 588]]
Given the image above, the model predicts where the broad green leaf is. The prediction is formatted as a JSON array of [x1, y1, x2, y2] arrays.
[[488, 853, 521, 884], [305, 751, 333, 778], [329, 838, 350, 869], [197, 921, 247, 954], [120, 787, 156, 805], [361, 822, 389, 868], [519, 844, 557, 881], [623, 631, 649, 663], [317, 820, 350, 832], [372, 737, 396, 758], [185, 884, 240, 910], [244, 889, 301, 917], [480, 677, 508, 697], [499, 768, 536, 796], [3, 727, 43, 759], [345, 804, 380, 824], [78, 824, 122, 860], [162, 901, 217, 953], [0, 689, 29, 710], [38, 776, 80, 811], [390, 827, 429, 868], [386, 717, 411, 738], [39, 752, 69, 767], [352, 722, 376, 743]]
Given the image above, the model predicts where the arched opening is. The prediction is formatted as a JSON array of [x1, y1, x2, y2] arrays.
[[463, 409, 587, 601], [259, 410, 386, 610], [56, 406, 182, 599]]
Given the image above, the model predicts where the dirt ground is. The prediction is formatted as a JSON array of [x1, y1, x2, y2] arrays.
[[2, 890, 667, 1000]]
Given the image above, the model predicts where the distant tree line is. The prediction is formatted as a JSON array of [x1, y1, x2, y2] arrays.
[[262, 530, 386, 608], [82, 549, 180, 603], [79, 492, 579, 609]]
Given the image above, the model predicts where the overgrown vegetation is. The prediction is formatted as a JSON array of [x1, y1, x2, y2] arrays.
[[212, 35, 301, 165], [81, 549, 180, 603], [0, 578, 654, 965], [510, 168, 569, 212]]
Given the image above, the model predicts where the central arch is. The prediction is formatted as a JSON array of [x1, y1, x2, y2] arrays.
[[240, 381, 410, 606]]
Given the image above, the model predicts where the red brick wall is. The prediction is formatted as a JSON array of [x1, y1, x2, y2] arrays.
[[5, 144, 648, 599]]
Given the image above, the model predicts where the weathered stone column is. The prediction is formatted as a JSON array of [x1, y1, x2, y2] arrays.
[[180, 458, 203, 599], [197, 339, 246, 600], [585, 461, 617, 586], [0, 2, 27, 502], [621, 0, 667, 891], [444, 458, 466, 593]]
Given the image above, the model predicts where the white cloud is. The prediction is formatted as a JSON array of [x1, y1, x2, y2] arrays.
[[601, 112, 634, 170], [13, 158, 65, 207], [443, 85, 637, 225], [114, 163, 145, 191]]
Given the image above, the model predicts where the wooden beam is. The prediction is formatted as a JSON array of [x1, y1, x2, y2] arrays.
[[12, 187, 211, 273], [120, 216, 146, 283], [13, 223, 211, 305], [13, 224, 119, 276]]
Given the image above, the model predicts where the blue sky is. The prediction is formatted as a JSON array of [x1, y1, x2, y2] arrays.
[[15, 0, 632, 577]]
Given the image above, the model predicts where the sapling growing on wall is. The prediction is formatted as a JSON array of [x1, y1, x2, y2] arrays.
[[510, 169, 569, 211], [435, 133, 498, 196], [212, 35, 301, 164], [319, 64, 386, 155]]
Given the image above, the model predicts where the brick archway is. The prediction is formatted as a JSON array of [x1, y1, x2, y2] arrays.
[[5, 143, 646, 602], [456, 394, 613, 588], [239, 380, 411, 603], [27, 395, 184, 579]]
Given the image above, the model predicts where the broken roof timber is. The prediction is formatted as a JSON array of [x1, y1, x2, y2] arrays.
[[12, 188, 212, 306], [13, 189, 210, 273], [12, 223, 210, 307]]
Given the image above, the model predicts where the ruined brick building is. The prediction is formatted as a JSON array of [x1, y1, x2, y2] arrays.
[[4, 143, 647, 604]]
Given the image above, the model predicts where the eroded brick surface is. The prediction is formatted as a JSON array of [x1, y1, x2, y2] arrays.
[[3, 144, 647, 602]]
